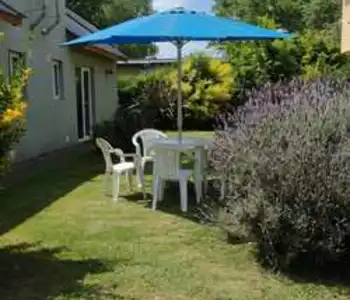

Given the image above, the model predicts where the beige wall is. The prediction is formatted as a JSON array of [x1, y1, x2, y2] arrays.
[[0, 0, 74, 160], [70, 51, 118, 125], [342, 0, 350, 53], [0, 0, 119, 161]]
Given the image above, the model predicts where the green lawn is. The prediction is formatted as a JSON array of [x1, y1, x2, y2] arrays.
[[0, 132, 349, 299]]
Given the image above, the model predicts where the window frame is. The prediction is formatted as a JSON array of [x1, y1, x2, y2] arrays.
[[52, 59, 64, 100], [8, 50, 24, 77]]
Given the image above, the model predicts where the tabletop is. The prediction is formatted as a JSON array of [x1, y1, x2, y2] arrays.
[[149, 137, 212, 150]]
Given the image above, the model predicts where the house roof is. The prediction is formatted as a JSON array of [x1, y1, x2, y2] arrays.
[[117, 58, 176, 65], [65, 9, 126, 60], [0, 0, 26, 26]]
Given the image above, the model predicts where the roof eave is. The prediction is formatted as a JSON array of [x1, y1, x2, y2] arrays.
[[65, 9, 127, 60], [66, 31, 125, 61], [0, 10, 23, 26]]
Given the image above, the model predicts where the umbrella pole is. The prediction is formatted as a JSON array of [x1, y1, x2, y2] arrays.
[[176, 40, 183, 142]]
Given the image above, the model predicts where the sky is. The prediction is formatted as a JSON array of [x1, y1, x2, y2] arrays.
[[152, 0, 215, 58]]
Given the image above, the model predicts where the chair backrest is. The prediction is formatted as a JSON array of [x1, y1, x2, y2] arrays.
[[152, 146, 181, 179], [95, 138, 114, 172], [132, 129, 168, 157]]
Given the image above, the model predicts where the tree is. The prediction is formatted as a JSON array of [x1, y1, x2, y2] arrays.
[[216, 14, 346, 96], [66, 0, 104, 26], [66, 0, 157, 58], [302, 0, 341, 31], [213, 0, 341, 33], [213, 0, 346, 95], [100, 0, 157, 58]]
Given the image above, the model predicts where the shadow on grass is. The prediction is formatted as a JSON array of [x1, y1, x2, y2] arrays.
[[0, 242, 117, 300], [225, 231, 350, 290], [124, 179, 220, 225], [0, 148, 102, 236], [279, 255, 350, 290]]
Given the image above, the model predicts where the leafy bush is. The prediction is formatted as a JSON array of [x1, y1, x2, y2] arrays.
[[168, 54, 236, 121], [211, 78, 350, 271], [218, 16, 347, 95], [95, 70, 177, 151], [117, 55, 236, 132], [0, 65, 30, 176]]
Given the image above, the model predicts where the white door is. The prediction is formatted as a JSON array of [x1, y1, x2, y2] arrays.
[[76, 67, 94, 141]]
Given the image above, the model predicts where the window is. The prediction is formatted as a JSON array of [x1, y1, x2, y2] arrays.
[[8, 50, 28, 98], [8, 50, 24, 76], [52, 59, 64, 99]]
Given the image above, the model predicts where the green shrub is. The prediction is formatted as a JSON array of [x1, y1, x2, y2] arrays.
[[0, 63, 30, 176], [95, 70, 177, 151], [211, 78, 350, 271], [168, 54, 236, 121], [117, 55, 236, 132]]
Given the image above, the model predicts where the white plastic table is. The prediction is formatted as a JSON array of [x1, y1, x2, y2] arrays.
[[150, 137, 212, 200], [149, 137, 212, 148]]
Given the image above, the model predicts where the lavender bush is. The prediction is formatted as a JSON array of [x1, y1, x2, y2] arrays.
[[210, 78, 350, 271]]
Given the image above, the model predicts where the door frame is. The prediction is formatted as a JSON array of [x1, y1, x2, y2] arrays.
[[77, 66, 94, 142]]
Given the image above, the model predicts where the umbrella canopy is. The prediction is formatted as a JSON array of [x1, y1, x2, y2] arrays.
[[63, 7, 289, 45], [63, 7, 291, 140]]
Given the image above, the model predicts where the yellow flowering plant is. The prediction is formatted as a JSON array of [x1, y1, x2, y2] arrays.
[[0, 59, 30, 176], [168, 54, 236, 120]]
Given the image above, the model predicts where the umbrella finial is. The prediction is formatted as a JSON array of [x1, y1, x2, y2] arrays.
[[165, 7, 199, 15], [167, 7, 186, 14]]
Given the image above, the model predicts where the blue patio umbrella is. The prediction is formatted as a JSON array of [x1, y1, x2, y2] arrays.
[[63, 7, 291, 140]]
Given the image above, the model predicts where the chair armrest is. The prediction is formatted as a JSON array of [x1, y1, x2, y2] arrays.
[[109, 148, 126, 162], [124, 153, 142, 169], [110, 150, 137, 163], [134, 144, 142, 157], [123, 153, 137, 160]]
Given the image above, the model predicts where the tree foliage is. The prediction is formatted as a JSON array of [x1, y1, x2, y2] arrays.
[[66, 0, 157, 58], [213, 0, 341, 32], [66, 0, 103, 26], [215, 14, 346, 94]]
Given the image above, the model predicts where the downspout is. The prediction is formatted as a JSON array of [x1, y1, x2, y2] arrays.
[[29, 0, 46, 30], [0, 0, 26, 18], [42, 0, 60, 36]]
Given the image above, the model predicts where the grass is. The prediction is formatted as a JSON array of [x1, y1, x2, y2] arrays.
[[0, 132, 349, 299]]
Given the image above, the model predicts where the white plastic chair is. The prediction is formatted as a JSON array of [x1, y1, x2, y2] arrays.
[[95, 138, 145, 202], [132, 129, 168, 187], [151, 145, 194, 212]]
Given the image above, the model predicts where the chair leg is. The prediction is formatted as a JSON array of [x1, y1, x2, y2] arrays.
[[140, 171, 146, 200], [138, 162, 147, 199], [179, 179, 188, 212], [137, 160, 144, 188], [127, 170, 133, 192], [102, 171, 110, 195], [152, 176, 159, 211], [158, 179, 166, 202], [203, 173, 208, 194], [112, 172, 120, 203], [195, 177, 202, 204]]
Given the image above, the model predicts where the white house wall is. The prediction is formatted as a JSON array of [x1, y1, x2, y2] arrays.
[[0, 0, 119, 161]]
